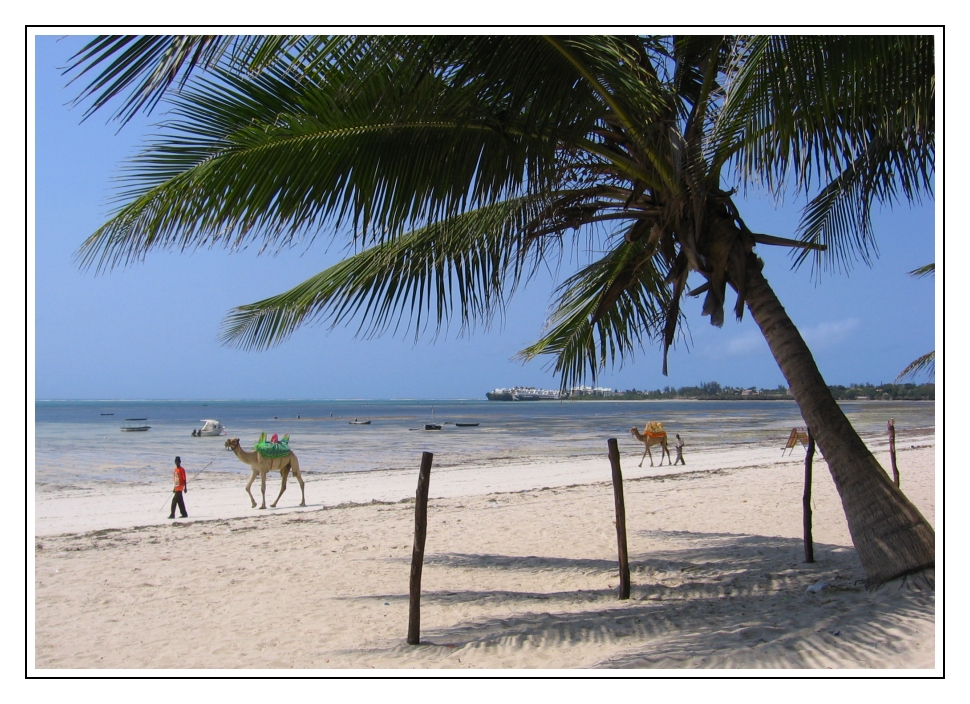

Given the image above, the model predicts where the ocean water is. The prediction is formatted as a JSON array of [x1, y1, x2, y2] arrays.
[[33, 399, 935, 493]]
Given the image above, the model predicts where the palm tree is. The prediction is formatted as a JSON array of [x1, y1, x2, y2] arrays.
[[65, 35, 935, 585], [896, 263, 935, 382]]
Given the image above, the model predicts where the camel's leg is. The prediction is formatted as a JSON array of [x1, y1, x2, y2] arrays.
[[259, 469, 268, 509], [245, 469, 258, 508], [646, 443, 654, 467], [289, 455, 306, 506], [664, 439, 672, 465], [639, 443, 649, 468], [271, 467, 288, 508]]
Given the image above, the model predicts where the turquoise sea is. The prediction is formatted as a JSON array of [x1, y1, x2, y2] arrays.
[[34, 399, 935, 493]]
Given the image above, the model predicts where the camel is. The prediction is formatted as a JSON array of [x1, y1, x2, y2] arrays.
[[630, 421, 672, 467], [224, 437, 306, 509]]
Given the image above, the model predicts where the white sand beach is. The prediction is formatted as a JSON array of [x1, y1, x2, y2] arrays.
[[32, 437, 936, 671]]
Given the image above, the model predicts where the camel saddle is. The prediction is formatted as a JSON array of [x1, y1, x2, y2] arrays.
[[254, 432, 291, 459], [644, 421, 667, 438]]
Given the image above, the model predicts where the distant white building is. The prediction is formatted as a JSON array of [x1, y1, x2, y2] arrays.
[[569, 386, 615, 397]]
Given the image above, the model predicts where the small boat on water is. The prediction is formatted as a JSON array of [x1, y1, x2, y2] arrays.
[[425, 406, 442, 431], [349, 418, 372, 425], [455, 423, 480, 427], [193, 419, 226, 437], [121, 418, 150, 432]]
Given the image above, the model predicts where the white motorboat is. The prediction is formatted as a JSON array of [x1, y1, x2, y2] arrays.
[[195, 419, 227, 437]]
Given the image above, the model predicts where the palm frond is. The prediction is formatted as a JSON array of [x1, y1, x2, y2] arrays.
[[731, 36, 934, 190], [65, 35, 249, 123], [790, 151, 880, 275], [909, 262, 935, 278], [63, 35, 351, 124], [219, 198, 561, 350], [516, 235, 671, 390], [723, 35, 934, 269], [895, 351, 935, 382], [75, 59, 580, 272]]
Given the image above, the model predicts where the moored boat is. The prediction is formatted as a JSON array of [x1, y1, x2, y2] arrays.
[[193, 419, 226, 436], [425, 406, 442, 430], [121, 418, 150, 432]]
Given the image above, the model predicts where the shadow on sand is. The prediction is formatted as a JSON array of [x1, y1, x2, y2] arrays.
[[344, 529, 934, 668]]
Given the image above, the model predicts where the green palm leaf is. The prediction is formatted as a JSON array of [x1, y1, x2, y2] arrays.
[[516, 235, 671, 389], [909, 262, 935, 278], [896, 351, 935, 382], [895, 262, 934, 382], [64, 35, 352, 124], [76, 60, 582, 272], [219, 197, 562, 349], [721, 35, 933, 274]]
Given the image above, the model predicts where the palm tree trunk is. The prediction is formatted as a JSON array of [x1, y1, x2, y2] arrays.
[[742, 254, 934, 585]]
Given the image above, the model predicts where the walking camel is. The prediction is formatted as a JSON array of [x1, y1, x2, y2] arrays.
[[630, 421, 672, 467], [224, 437, 306, 509]]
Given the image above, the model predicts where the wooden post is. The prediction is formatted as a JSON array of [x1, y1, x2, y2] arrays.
[[888, 418, 899, 487], [803, 429, 815, 563], [607, 438, 631, 599], [407, 451, 433, 645]]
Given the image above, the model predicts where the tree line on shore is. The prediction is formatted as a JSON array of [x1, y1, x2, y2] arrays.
[[612, 381, 934, 401]]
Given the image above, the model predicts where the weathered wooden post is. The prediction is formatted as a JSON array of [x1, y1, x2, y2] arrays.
[[802, 429, 815, 563], [407, 451, 433, 645], [888, 418, 899, 487], [607, 438, 631, 599]]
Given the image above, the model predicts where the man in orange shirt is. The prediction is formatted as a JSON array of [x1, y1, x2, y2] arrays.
[[169, 456, 188, 519]]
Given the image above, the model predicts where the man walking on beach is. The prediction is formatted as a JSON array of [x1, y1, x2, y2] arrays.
[[169, 456, 188, 519], [674, 434, 686, 465]]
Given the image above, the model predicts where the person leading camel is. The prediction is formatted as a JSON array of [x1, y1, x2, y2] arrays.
[[674, 434, 686, 465], [629, 422, 672, 467]]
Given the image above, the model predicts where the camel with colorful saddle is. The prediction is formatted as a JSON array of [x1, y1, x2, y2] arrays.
[[225, 432, 306, 509], [630, 421, 672, 467]]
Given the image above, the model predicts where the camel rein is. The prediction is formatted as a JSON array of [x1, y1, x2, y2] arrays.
[[191, 460, 214, 482]]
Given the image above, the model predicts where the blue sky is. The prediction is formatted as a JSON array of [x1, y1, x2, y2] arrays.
[[31, 34, 939, 400]]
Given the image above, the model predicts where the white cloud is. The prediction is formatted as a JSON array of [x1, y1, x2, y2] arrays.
[[725, 331, 766, 355], [715, 318, 859, 357], [799, 318, 860, 350]]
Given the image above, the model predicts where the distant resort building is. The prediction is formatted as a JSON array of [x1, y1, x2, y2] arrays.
[[486, 385, 615, 401], [568, 385, 616, 398], [485, 387, 561, 401]]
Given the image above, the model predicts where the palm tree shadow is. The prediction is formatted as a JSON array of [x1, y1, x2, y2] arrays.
[[347, 530, 934, 668]]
